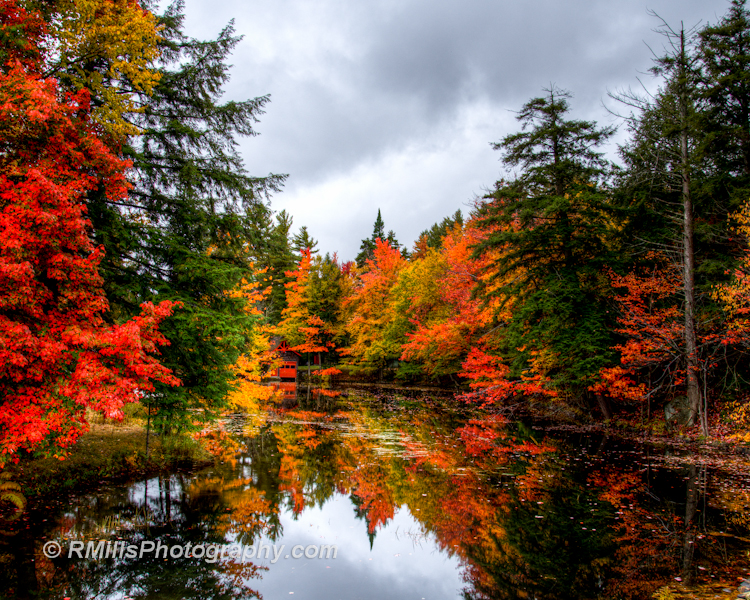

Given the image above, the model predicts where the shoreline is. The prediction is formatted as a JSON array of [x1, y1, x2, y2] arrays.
[[5, 387, 750, 506], [3, 421, 214, 501]]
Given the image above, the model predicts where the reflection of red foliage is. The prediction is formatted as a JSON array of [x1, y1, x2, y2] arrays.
[[459, 422, 501, 456], [350, 470, 395, 533], [457, 416, 554, 463], [297, 427, 322, 450], [589, 467, 677, 599], [283, 410, 328, 420], [318, 389, 342, 397], [278, 453, 306, 514]]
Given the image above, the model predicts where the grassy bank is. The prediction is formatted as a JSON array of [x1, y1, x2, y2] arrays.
[[5, 419, 214, 498]]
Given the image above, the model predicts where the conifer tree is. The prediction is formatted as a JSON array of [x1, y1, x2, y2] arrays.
[[417, 209, 464, 250], [612, 18, 709, 431], [87, 1, 286, 432], [699, 0, 750, 199], [292, 225, 319, 256], [260, 210, 296, 323], [476, 87, 618, 400], [356, 209, 386, 267]]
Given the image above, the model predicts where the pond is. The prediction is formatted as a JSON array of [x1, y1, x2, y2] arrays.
[[2, 388, 750, 599]]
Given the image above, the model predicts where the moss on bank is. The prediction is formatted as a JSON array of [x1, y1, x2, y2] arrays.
[[4, 421, 213, 498]]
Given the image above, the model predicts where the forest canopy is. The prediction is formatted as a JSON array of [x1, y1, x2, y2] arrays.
[[3, 0, 750, 466]]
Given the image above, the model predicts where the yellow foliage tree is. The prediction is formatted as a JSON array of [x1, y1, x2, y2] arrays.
[[47, 0, 162, 138], [225, 270, 279, 412], [339, 240, 407, 374], [715, 200, 750, 343], [714, 199, 750, 431]]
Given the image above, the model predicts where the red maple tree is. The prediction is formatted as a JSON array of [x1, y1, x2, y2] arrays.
[[0, 2, 179, 464], [590, 263, 684, 405]]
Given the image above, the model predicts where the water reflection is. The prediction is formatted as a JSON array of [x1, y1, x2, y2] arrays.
[[1, 392, 750, 599]]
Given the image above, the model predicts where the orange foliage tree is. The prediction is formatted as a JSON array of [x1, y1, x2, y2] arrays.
[[591, 263, 683, 406], [399, 223, 497, 378], [339, 239, 406, 374], [274, 249, 339, 367], [592, 257, 719, 432]]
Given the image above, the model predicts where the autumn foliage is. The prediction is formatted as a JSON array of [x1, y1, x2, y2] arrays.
[[0, 1, 177, 463], [399, 224, 495, 377], [591, 262, 684, 403]]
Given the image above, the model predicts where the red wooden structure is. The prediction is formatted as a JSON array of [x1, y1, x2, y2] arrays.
[[273, 339, 300, 380]]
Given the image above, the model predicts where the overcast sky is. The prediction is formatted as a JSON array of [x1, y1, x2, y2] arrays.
[[181, 0, 730, 261]]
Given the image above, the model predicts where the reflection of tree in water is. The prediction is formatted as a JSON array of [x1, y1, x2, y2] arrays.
[[75, 474, 266, 600], [4, 399, 750, 599], [0, 473, 271, 600], [460, 471, 617, 600]]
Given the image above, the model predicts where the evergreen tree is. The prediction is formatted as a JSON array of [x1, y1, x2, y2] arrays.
[[418, 209, 464, 250], [356, 209, 386, 267], [612, 18, 710, 431], [697, 0, 750, 415], [385, 229, 403, 252], [292, 225, 319, 256], [372, 209, 386, 239], [263, 210, 296, 323], [87, 1, 286, 432], [476, 87, 618, 399], [699, 0, 750, 201]]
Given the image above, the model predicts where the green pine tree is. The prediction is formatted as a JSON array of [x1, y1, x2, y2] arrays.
[[356, 209, 386, 267], [612, 16, 713, 431], [264, 210, 296, 323], [292, 225, 319, 256], [88, 1, 286, 433], [699, 0, 750, 203], [476, 87, 618, 400], [418, 209, 464, 249]]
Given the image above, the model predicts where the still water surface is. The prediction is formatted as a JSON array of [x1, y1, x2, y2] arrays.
[[2, 390, 750, 599]]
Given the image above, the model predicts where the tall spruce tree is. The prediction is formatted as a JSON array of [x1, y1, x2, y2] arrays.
[[264, 210, 296, 323], [476, 87, 618, 402], [356, 209, 386, 267], [654, 21, 704, 431], [87, 1, 286, 432], [356, 209, 405, 266], [699, 0, 750, 201]]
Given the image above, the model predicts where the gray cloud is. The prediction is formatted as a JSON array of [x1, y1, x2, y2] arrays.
[[182, 0, 731, 259]]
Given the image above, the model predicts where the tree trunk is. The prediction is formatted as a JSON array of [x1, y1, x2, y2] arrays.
[[679, 29, 702, 430], [145, 401, 151, 460], [596, 393, 613, 421]]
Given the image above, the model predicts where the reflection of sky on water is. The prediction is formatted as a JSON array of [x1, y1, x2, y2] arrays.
[[86, 473, 464, 598], [7, 399, 750, 600], [253, 493, 463, 600]]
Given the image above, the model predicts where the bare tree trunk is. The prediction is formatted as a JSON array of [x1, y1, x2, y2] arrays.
[[596, 393, 613, 421], [678, 29, 701, 430]]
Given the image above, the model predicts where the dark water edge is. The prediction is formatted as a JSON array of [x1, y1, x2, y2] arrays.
[[1, 388, 750, 600]]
